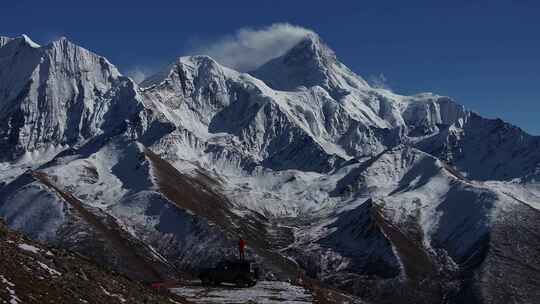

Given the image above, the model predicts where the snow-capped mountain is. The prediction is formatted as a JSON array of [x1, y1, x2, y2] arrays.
[[251, 34, 371, 93], [0, 35, 146, 163], [1, 33, 539, 304]]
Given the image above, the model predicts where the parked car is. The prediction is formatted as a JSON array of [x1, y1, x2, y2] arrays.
[[199, 259, 259, 287]]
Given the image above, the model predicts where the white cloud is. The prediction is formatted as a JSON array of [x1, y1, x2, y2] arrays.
[[368, 73, 392, 90], [126, 66, 150, 84], [187, 23, 315, 72]]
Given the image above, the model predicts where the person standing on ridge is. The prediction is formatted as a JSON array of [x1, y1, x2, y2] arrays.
[[238, 238, 246, 261]]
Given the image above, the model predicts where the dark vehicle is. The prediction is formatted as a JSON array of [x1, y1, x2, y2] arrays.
[[199, 259, 259, 287]]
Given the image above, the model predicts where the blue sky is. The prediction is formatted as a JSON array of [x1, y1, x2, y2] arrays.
[[1, 0, 539, 134]]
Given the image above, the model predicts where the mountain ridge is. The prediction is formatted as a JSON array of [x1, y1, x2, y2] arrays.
[[1, 33, 540, 304]]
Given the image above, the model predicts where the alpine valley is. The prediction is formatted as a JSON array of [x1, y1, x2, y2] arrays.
[[1, 32, 539, 304]]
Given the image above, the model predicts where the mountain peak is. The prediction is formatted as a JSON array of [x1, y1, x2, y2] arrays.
[[48, 36, 73, 46], [284, 33, 337, 65], [251, 33, 369, 95], [140, 55, 235, 89], [20, 34, 40, 48], [46, 36, 81, 50], [0, 33, 133, 161], [0, 34, 41, 54], [41, 36, 121, 77]]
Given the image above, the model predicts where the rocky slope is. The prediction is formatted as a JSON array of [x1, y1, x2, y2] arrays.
[[0, 219, 189, 303], [1, 32, 539, 304]]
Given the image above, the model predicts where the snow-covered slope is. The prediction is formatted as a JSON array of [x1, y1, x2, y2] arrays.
[[0, 35, 145, 164], [139, 42, 472, 178], [141, 55, 351, 174], [251, 34, 370, 94], [1, 33, 540, 304], [416, 112, 540, 180]]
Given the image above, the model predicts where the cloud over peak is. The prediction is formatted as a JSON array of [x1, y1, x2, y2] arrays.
[[187, 23, 315, 72]]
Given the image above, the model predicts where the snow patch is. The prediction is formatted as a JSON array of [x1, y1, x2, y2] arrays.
[[1, 274, 21, 304], [100, 285, 127, 303], [171, 281, 313, 304], [37, 261, 62, 277], [17, 243, 41, 254]]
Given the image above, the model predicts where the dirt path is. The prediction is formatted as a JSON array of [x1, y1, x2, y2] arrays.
[[171, 281, 313, 304]]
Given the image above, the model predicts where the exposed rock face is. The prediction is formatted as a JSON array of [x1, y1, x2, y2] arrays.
[[0, 36, 144, 162], [1, 33, 540, 304], [416, 112, 540, 180]]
